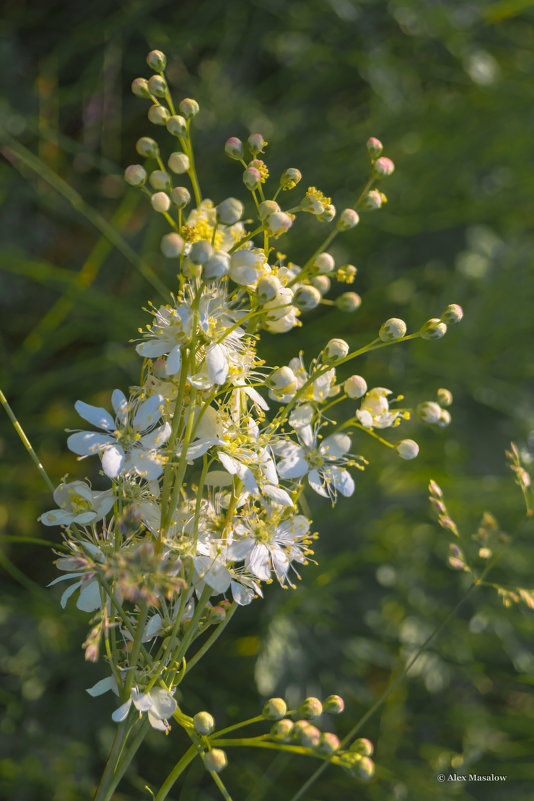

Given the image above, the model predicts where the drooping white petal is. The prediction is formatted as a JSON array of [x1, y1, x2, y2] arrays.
[[143, 614, 162, 641], [165, 344, 182, 376], [132, 394, 164, 431], [332, 468, 355, 497], [140, 421, 172, 450], [147, 712, 168, 731], [277, 455, 308, 480], [71, 511, 97, 525], [86, 676, 116, 697], [299, 425, 314, 448], [112, 698, 133, 722], [260, 448, 278, 485], [76, 579, 102, 612], [320, 432, 351, 459], [149, 688, 177, 719], [112, 389, 129, 426], [101, 444, 125, 478], [270, 544, 290, 582], [356, 409, 373, 428], [74, 400, 115, 430], [67, 431, 113, 456], [186, 438, 218, 460], [218, 451, 239, 475], [132, 690, 153, 712], [206, 343, 229, 385], [262, 484, 293, 507], [289, 404, 314, 429], [233, 460, 259, 493], [40, 509, 75, 526], [308, 468, 329, 497], [136, 340, 170, 358], [244, 385, 270, 410], [247, 543, 271, 581], [231, 580, 255, 605], [92, 490, 115, 520], [59, 580, 82, 608]]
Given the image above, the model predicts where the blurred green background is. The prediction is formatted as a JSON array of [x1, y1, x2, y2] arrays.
[[1, 1, 534, 799]]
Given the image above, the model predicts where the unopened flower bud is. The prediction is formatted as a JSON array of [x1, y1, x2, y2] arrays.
[[224, 137, 244, 160], [344, 375, 367, 399], [147, 75, 167, 97], [349, 738, 374, 756], [336, 292, 361, 312], [265, 211, 293, 236], [437, 388, 453, 406], [179, 97, 199, 118], [420, 318, 447, 339], [270, 719, 294, 739], [293, 285, 321, 311], [318, 203, 336, 222], [416, 401, 442, 424], [372, 156, 395, 178], [311, 275, 331, 295], [337, 209, 360, 230], [437, 408, 451, 427], [147, 50, 167, 72], [193, 711, 215, 735], [124, 164, 147, 186], [166, 115, 187, 137], [131, 78, 150, 98], [248, 132, 267, 156], [361, 189, 384, 210], [312, 252, 335, 275], [300, 724, 321, 748], [379, 317, 407, 341], [297, 697, 323, 719], [161, 233, 184, 258], [170, 186, 191, 208], [243, 167, 261, 190], [318, 732, 340, 754], [149, 169, 171, 190], [281, 167, 302, 190], [258, 200, 280, 221], [440, 303, 463, 324], [204, 748, 227, 773], [262, 698, 287, 720], [204, 251, 230, 280], [189, 239, 213, 265], [396, 439, 419, 460], [355, 756, 375, 781], [168, 152, 190, 174], [323, 694, 345, 714], [268, 366, 297, 393], [367, 137, 384, 158], [151, 191, 170, 213], [216, 197, 243, 225], [257, 275, 281, 303], [148, 104, 170, 126], [136, 136, 159, 158], [324, 338, 349, 362]]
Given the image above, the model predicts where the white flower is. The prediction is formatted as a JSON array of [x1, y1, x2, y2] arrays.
[[229, 513, 311, 586], [274, 425, 355, 499], [112, 687, 177, 733], [136, 304, 193, 376], [229, 247, 268, 286], [67, 391, 171, 479], [40, 480, 114, 526], [356, 387, 401, 429]]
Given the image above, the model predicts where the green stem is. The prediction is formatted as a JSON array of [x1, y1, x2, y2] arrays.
[[92, 720, 132, 801], [154, 744, 197, 801], [0, 389, 55, 493], [185, 602, 237, 677]]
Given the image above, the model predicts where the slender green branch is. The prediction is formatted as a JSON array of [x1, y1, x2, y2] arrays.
[[0, 389, 55, 494]]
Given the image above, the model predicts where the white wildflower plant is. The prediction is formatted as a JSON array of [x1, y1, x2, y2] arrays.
[[4, 51, 465, 801]]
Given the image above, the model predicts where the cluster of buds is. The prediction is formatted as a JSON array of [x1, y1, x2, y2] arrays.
[[41, 48, 464, 797]]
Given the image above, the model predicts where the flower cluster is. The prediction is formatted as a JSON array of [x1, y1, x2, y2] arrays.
[[41, 49, 463, 797]]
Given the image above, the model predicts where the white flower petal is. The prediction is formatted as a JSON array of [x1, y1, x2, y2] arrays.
[[67, 431, 113, 456], [289, 404, 314, 429], [248, 543, 271, 581], [206, 343, 229, 385], [149, 688, 177, 720], [87, 676, 116, 697], [277, 455, 308, 480], [308, 469, 329, 497], [101, 444, 125, 478], [112, 698, 133, 723], [243, 386, 269, 410], [147, 711, 168, 731], [129, 450, 164, 480], [112, 389, 129, 426], [165, 345, 182, 376], [132, 690, 153, 712], [74, 400, 115, 430], [320, 432, 351, 459], [271, 545, 290, 582], [332, 468, 355, 497], [262, 484, 293, 507], [132, 394, 164, 431], [59, 580, 82, 608], [40, 509, 74, 526], [218, 451, 239, 475], [76, 579, 102, 612], [136, 340, 170, 358], [141, 421, 172, 450]]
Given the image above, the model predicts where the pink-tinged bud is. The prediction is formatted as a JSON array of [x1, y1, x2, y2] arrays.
[[263, 698, 287, 720], [281, 167, 302, 189], [149, 169, 170, 190], [337, 208, 360, 230], [131, 78, 150, 98], [336, 292, 361, 312], [167, 115, 187, 137], [416, 401, 442, 424], [297, 697, 323, 719], [193, 711, 215, 735], [168, 152, 190, 174], [361, 189, 384, 210], [248, 132, 267, 156], [136, 136, 159, 158], [349, 737, 374, 757], [312, 252, 335, 275], [225, 137, 244, 160], [323, 694, 345, 714], [124, 164, 147, 186], [440, 303, 463, 324], [318, 732, 340, 754], [420, 318, 447, 339], [179, 98, 199, 118], [396, 439, 419, 460], [372, 156, 395, 178], [170, 186, 191, 208], [437, 388, 453, 406], [344, 375, 367, 399], [379, 317, 407, 341], [151, 192, 170, 213], [366, 137, 383, 158], [243, 167, 261, 190], [318, 203, 336, 222], [270, 719, 294, 740], [161, 233, 184, 258], [146, 50, 167, 72], [204, 748, 227, 773]]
